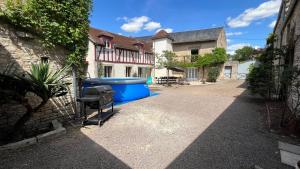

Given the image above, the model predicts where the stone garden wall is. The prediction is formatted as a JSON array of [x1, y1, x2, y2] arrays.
[[0, 20, 75, 137]]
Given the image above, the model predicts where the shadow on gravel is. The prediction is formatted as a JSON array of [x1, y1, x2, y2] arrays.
[[0, 81, 292, 169], [166, 87, 292, 169], [0, 109, 130, 169]]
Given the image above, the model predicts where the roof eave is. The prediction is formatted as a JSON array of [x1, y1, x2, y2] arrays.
[[274, 0, 298, 33], [172, 39, 217, 44]]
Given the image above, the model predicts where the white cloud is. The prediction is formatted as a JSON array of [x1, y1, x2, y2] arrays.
[[116, 16, 128, 21], [121, 16, 150, 32], [227, 43, 251, 55], [269, 20, 277, 28], [227, 32, 243, 36], [227, 39, 232, 43], [227, 0, 281, 28], [156, 28, 173, 33], [144, 21, 161, 31]]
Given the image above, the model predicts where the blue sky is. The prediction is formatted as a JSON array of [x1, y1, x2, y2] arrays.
[[90, 0, 281, 54]]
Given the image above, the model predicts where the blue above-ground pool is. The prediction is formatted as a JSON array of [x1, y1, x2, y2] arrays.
[[83, 78, 150, 102]]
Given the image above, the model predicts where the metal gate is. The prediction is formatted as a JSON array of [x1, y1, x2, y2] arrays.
[[224, 66, 232, 79]]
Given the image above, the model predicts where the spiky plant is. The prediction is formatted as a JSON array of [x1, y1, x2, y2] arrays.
[[0, 62, 69, 140]]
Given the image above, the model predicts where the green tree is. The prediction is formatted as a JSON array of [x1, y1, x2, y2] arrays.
[[156, 51, 177, 85], [2, 0, 92, 117], [247, 34, 276, 99], [233, 46, 255, 62], [156, 51, 177, 68], [207, 67, 220, 82], [196, 48, 227, 82]]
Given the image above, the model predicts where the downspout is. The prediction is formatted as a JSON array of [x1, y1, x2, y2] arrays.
[[72, 65, 79, 119]]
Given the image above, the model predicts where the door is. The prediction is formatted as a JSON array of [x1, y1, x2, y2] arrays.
[[224, 66, 232, 79], [186, 68, 199, 81]]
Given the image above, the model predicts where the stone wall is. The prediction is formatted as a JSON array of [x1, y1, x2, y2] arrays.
[[274, 0, 300, 113], [0, 20, 75, 137]]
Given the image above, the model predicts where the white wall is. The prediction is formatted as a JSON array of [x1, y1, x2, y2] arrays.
[[86, 40, 97, 78], [101, 62, 152, 78], [86, 40, 153, 79], [153, 38, 173, 55], [153, 38, 173, 78]]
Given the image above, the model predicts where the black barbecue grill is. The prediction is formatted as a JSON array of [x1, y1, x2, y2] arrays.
[[77, 85, 115, 126]]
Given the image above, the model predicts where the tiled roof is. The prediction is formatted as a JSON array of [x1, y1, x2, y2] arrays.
[[89, 27, 153, 53], [137, 27, 224, 44], [152, 30, 174, 40]]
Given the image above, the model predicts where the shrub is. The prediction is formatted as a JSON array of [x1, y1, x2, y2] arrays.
[[207, 67, 220, 82]]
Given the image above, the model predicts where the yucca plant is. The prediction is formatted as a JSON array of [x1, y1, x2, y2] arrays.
[[0, 62, 69, 140]]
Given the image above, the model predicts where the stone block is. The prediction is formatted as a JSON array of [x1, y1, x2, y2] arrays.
[[36, 127, 66, 143], [51, 120, 62, 129], [0, 137, 37, 151], [279, 141, 300, 167]]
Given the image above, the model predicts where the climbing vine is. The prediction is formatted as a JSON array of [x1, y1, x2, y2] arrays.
[[1, 0, 92, 67]]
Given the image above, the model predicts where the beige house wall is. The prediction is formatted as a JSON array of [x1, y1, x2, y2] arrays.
[[217, 29, 227, 49], [172, 41, 217, 62], [172, 29, 227, 63]]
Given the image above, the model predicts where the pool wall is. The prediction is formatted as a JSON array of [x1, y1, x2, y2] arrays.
[[83, 78, 150, 102]]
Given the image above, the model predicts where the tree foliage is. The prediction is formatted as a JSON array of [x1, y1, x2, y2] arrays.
[[196, 48, 227, 67], [247, 34, 277, 98], [207, 67, 220, 82], [233, 46, 255, 62], [1, 0, 92, 67], [156, 50, 178, 69]]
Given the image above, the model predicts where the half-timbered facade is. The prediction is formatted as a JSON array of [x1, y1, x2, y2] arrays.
[[87, 27, 154, 78]]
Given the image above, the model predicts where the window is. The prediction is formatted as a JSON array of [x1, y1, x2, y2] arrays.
[[104, 66, 112, 77], [104, 40, 110, 48], [125, 67, 132, 77], [191, 49, 199, 62], [138, 67, 149, 78], [138, 67, 143, 78]]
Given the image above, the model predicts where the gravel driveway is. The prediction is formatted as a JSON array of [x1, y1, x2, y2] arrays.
[[0, 80, 292, 169]]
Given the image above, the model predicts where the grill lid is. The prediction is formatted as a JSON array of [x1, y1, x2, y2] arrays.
[[83, 85, 112, 96]]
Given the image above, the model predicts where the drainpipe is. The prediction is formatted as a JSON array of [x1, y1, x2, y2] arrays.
[[72, 65, 80, 119]]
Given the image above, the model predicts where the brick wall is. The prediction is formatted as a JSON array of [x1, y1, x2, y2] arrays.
[[0, 21, 75, 137]]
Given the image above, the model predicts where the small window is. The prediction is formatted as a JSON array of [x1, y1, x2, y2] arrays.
[[191, 49, 199, 62], [104, 66, 112, 77], [191, 49, 199, 55], [104, 40, 110, 48], [126, 67, 132, 77]]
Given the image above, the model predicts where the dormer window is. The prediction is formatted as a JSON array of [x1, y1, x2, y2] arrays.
[[133, 41, 144, 55], [104, 39, 111, 49], [139, 48, 144, 56], [97, 31, 114, 49]]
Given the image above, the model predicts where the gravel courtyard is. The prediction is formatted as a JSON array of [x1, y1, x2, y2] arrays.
[[0, 80, 292, 169]]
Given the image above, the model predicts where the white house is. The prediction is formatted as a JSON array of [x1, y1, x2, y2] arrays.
[[86, 27, 154, 79], [86, 27, 227, 81]]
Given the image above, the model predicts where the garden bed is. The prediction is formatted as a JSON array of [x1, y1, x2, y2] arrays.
[[263, 101, 300, 139], [0, 120, 66, 150]]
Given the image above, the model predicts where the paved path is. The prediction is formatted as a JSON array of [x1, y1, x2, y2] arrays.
[[0, 80, 292, 169]]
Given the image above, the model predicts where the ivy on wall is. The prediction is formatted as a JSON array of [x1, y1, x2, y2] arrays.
[[176, 48, 228, 68], [1, 0, 92, 67]]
